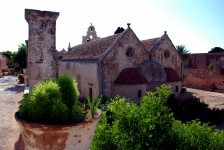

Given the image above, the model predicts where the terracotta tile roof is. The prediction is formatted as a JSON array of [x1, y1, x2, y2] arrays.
[[114, 68, 148, 85], [141, 38, 160, 51], [164, 67, 181, 82], [64, 33, 122, 60]]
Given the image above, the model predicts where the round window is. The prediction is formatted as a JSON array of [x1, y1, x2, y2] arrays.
[[126, 47, 134, 57]]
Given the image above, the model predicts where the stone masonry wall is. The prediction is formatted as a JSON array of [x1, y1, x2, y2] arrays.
[[59, 61, 99, 98], [25, 9, 59, 90], [100, 29, 149, 97], [151, 35, 182, 78], [184, 68, 224, 90]]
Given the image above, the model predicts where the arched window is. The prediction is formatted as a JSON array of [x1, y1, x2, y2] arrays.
[[138, 90, 142, 98], [176, 86, 179, 92], [58, 56, 63, 60]]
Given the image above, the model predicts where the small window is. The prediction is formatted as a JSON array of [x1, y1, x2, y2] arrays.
[[164, 50, 170, 59], [221, 68, 224, 75], [197, 60, 200, 64], [58, 56, 63, 60], [126, 47, 134, 57], [89, 87, 93, 101], [176, 86, 179, 92], [189, 60, 192, 67], [138, 90, 142, 98]]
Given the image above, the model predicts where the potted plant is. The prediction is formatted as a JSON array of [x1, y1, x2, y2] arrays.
[[17, 74, 24, 83], [15, 73, 101, 150]]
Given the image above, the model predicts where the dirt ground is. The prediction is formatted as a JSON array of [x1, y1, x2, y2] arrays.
[[185, 88, 224, 130], [0, 75, 25, 150], [186, 88, 224, 109]]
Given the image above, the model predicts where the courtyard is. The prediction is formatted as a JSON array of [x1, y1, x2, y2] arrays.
[[0, 74, 223, 149]]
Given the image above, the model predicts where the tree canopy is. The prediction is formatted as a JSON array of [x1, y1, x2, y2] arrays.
[[12, 43, 27, 69], [176, 45, 190, 55], [208, 47, 224, 53], [114, 27, 124, 34], [1, 50, 13, 60]]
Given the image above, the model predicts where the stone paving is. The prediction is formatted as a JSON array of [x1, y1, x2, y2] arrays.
[[0, 75, 24, 150]]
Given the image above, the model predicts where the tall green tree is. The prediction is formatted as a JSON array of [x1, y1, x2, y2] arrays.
[[12, 43, 27, 69], [176, 45, 190, 54], [208, 47, 224, 53]]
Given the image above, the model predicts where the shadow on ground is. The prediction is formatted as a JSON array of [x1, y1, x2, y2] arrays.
[[168, 94, 224, 127], [14, 134, 25, 150], [4, 85, 25, 93]]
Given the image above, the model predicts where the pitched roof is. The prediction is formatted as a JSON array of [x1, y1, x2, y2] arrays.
[[114, 68, 148, 85], [141, 38, 160, 51], [164, 67, 181, 82], [64, 33, 122, 60]]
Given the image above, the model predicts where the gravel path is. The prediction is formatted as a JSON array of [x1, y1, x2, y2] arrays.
[[0, 75, 25, 150]]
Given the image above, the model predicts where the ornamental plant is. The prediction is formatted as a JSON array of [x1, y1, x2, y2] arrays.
[[18, 72, 85, 124], [91, 84, 224, 149], [17, 74, 24, 79]]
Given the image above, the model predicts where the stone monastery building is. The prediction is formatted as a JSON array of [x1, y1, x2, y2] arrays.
[[59, 24, 183, 101], [24, 9, 183, 102]]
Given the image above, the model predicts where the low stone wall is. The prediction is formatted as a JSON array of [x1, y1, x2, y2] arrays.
[[184, 69, 224, 90]]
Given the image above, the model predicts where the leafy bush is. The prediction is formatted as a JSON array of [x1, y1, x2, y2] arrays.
[[57, 73, 79, 110], [172, 120, 224, 149], [18, 73, 83, 124], [91, 84, 224, 149], [17, 74, 24, 79]]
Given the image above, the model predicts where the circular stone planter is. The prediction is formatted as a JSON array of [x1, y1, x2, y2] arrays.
[[15, 109, 101, 150]]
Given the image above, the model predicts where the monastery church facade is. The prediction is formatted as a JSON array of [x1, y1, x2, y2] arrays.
[[59, 24, 183, 101]]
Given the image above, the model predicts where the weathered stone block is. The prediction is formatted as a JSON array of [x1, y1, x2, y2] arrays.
[[25, 9, 59, 90]]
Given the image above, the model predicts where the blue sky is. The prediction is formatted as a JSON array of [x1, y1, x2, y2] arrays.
[[0, 0, 223, 53]]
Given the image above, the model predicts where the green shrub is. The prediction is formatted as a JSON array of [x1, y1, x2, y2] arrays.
[[172, 120, 224, 150], [91, 84, 224, 149], [17, 74, 24, 79], [18, 72, 83, 124], [91, 84, 175, 150], [88, 97, 101, 118], [57, 73, 79, 110], [71, 105, 83, 123]]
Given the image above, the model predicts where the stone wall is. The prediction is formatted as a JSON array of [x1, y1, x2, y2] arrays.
[[151, 35, 182, 78], [183, 53, 224, 90], [0, 54, 7, 72], [169, 81, 182, 96], [113, 84, 147, 104], [100, 29, 149, 97], [59, 61, 99, 98], [25, 9, 59, 90], [184, 68, 224, 90]]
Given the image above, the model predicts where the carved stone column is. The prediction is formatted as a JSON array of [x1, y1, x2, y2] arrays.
[[25, 9, 59, 90]]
